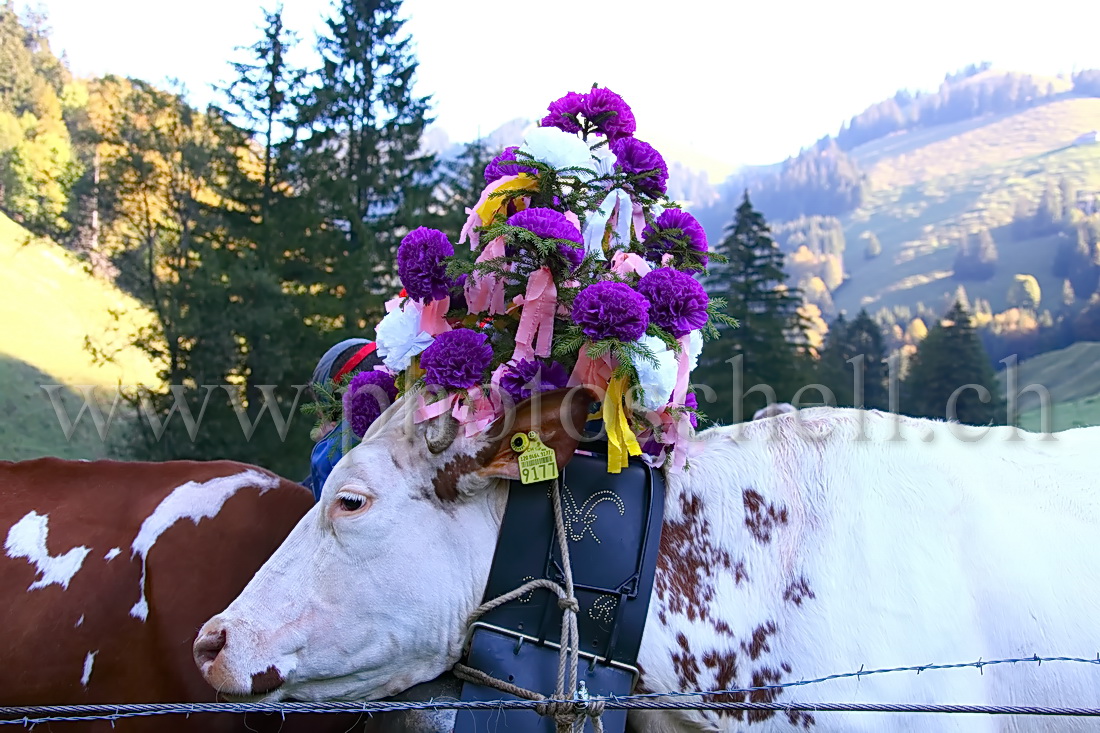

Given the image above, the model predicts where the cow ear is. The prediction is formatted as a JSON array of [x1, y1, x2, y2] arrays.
[[478, 387, 598, 481]]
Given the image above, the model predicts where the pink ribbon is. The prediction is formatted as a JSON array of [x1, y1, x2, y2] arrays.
[[610, 252, 652, 278], [459, 177, 511, 250], [513, 267, 557, 362], [415, 392, 458, 424], [459, 174, 530, 250], [569, 348, 615, 392], [459, 207, 481, 250], [465, 237, 508, 315], [419, 296, 452, 336], [452, 386, 500, 438], [632, 201, 647, 241]]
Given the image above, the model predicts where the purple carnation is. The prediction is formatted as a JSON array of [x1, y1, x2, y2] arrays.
[[484, 146, 538, 184], [343, 371, 398, 438], [637, 268, 709, 338], [398, 227, 455, 301], [507, 207, 584, 269], [500, 358, 570, 404], [685, 391, 699, 428], [612, 138, 668, 195], [582, 87, 636, 143], [572, 281, 650, 342], [541, 91, 586, 134], [420, 328, 494, 390], [641, 436, 665, 458], [641, 209, 709, 268]]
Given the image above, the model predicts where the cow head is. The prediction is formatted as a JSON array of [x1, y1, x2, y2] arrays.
[[194, 387, 596, 701]]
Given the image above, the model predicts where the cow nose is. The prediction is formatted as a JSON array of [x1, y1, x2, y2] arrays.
[[194, 627, 227, 667]]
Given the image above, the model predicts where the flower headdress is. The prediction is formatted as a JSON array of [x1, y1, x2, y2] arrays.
[[324, 85, 735, 473]]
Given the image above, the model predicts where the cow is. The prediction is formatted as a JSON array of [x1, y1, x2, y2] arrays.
[[0, 457, 441, 732], [194, 390, 1100, 731]]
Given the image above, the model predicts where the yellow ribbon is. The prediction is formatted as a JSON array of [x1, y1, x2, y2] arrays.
[[602, 375, 641, 473], [475, 174, 539, 226]]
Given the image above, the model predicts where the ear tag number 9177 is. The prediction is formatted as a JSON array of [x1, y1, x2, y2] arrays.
[[513, 431, 558, 485]]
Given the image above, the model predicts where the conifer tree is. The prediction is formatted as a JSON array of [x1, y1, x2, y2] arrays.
[[697, 191, 810, 423], [432, 138, 494, 243], [296, 0, 435, 331], [904, 301, 1004, 425]]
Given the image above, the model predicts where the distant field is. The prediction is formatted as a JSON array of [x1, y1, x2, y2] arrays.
[[835, 96, 1100, 316], [0, 213, 160, 460], [998, 341, 1100, 431], [1015, 392, 1100, 433]]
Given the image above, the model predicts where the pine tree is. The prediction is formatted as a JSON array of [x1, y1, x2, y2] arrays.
[[846, 309, 889, 409], [950, 284, 971, 313], [1035, 179, 1064, 234], [296, 0, 435, 332], [432, 138, 495, 243], [817, 312, 852, 405], [904, 301, 1004, 425], [697, 191, 811, 423]]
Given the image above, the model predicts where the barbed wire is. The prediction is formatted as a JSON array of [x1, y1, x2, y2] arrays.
[[3, 654, 1099, 726]]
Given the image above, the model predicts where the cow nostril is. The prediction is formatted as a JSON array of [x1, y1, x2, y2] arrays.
[[194, 628, 227, 666]]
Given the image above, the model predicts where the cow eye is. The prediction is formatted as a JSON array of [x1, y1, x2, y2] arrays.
[[334, 491, 371, 515]]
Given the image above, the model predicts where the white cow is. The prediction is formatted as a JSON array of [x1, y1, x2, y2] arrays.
[[195, 389, 1100, 731]]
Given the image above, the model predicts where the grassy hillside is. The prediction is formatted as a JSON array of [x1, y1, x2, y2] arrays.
[[998, 341, 1100, 431], [834, 95, 1100, 315], [0, 213, 161, 460]]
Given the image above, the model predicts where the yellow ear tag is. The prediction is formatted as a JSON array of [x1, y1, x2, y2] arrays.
[[513, 431, 558, 485]]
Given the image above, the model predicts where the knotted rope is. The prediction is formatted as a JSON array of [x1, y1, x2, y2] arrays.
[[453, 479, 605, 732]]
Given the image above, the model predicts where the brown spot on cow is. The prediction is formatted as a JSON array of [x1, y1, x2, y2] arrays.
[[702, 648, 738, 691], [743, 488, 788, 544], [784, 576, 816, 606], [741, 621, 779, 661], [251, 665, 285, 694], [672, 633, 701, 689], [430, 443, 498, 502], [711, 619, 736, 637], [734, 559, 749, 585], [747, 666, 784, 723], [654, 494, 734, 623]]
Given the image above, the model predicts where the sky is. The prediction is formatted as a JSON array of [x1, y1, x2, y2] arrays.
[[33, 0, 1100, 182]]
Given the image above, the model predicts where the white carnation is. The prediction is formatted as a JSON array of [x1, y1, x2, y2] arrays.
[[375, 303, 434, 372], [633, 335, 678, 411], [519, 127, 595, 178]]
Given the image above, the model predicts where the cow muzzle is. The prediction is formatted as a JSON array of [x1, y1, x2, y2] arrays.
[[194, 619, 286, 697]]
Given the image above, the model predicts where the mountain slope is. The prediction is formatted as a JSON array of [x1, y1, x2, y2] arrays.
[[836, 95, 1100, 314], [0, 213, 161, 459]]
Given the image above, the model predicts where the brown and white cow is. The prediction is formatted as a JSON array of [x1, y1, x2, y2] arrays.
[[196, 390, 1100, 731], [0, 457, 438, 732]]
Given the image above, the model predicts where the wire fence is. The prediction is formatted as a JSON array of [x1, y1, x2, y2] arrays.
[[4, 654, 1099, 727]]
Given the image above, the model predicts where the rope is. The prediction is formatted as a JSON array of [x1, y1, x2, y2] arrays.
[[456, 479, 603, 732]]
